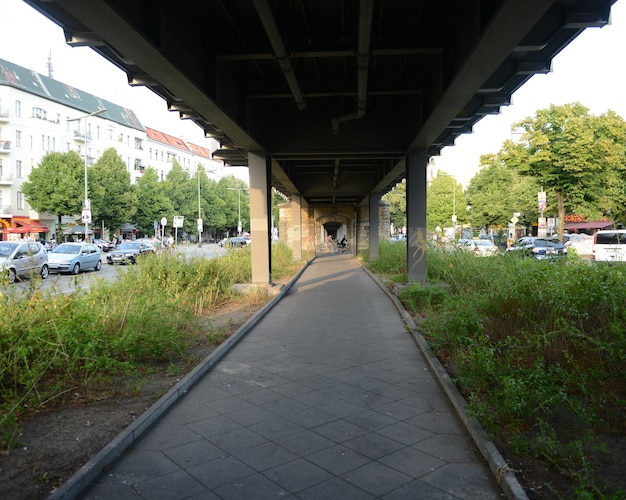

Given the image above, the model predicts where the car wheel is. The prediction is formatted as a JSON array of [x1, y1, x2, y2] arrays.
[[40, 264, 49, 280], [7, 268, 17, 284], [71, 263, 80, 275], [95, 260, 102, 271]]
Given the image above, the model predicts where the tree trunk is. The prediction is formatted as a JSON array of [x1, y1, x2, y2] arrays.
[[557, 190, 565, 241]]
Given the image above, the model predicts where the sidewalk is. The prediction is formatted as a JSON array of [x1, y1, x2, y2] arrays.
[[54, 253, 523, 499]]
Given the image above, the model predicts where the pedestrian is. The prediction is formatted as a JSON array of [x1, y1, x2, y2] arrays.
[[325, 234, 333, 252]]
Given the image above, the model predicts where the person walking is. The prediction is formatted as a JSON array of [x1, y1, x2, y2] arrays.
[[324, 234, 333, 252]]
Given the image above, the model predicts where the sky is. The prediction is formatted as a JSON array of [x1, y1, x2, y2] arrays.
[[1, 0, 625, 187]]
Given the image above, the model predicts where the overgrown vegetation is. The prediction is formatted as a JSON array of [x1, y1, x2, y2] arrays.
[[0, 242, 301, 449], [364, 242, 625, 498]]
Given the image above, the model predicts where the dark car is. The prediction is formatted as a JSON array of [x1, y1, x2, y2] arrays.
[[106, 241, 156, 265], [506, 237, 567, 260]]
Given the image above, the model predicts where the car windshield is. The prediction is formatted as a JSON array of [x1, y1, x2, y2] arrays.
[[53, 244, 81, 254], [476, 240, 493, 247], [117, 242, 139, 250], [0, 243, 18, 256]]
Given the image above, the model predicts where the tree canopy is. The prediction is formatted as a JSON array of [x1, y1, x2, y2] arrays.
[[504, 102, 626, 238], [21, 151, 85, 238]]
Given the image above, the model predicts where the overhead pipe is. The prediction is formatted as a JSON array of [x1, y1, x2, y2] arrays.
[[331, 0, 375, 134], [252, 0, 306, 110]]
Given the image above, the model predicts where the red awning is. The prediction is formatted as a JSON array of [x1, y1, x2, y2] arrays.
[[3, 218, 50, 233], [564, 221, 614, 231]]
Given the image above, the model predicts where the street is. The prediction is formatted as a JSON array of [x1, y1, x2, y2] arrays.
[[4, 243, 227, 296]]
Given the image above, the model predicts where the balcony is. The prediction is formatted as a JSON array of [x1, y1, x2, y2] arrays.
[[73, 130, 92, 142], [0, 140, 11, 153], [0, 174, 13, 185], [0, 205, 12, 216], [0, 109, 9, 123]]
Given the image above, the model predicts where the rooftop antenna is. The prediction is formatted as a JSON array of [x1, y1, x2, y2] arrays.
[[46, 50, 54, 79]]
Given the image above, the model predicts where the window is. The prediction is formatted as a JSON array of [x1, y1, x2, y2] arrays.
[[32, 107, 46, 120], [96, 126, 100, 140], [135, 137, 143, 150], [16, 160, 22, 178], [15, 100, 21, 118], [41, 134, 45, 150], [108, 128, 113, 140], [17, 191, 24, 210], [15, 130, 22, 147]]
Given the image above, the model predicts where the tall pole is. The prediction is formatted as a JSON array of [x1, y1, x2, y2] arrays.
[[227, 187, 248, 237], [68, 108, 106, 243], [197, 166, 202, 247]]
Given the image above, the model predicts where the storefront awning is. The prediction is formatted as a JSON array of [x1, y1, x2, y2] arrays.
[[2, 218, 50, 233], [564, 221, 614, 231]]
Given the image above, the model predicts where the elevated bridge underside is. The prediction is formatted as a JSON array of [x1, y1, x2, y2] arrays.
[[25, 0, 616, 281]]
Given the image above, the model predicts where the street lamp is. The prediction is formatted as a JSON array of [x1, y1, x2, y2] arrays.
[[67, 108, 106, 242], [197, 166, 203, 247], [227, 187, 248, 237]]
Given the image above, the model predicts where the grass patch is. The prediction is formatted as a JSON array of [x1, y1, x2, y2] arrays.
[[0, 243, 303, 448], [363, 245, 626, 498]]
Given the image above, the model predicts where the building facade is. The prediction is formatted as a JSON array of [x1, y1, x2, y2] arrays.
[[0, 58, 222, 241]]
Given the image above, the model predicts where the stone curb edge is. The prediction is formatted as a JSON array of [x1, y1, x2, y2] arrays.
[[48, 258, 314, 500], [361, 266, 530, 500]]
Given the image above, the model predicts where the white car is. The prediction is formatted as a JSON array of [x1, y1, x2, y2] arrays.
[[459, 239, 498, 256], [0, 241, 49, 283]]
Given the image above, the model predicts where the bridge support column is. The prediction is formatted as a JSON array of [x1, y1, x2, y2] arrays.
[[406, 149, 428, 282], [369, 193, 381, 259], [290, 194, 302, 260], [249, 151, 272, 284]]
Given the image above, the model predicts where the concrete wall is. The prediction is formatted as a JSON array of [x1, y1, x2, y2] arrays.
[[279, 200, 391, 254]]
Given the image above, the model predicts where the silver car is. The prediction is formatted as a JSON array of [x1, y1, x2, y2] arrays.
[[0, 241, 49, 283], [48, 242, 102, 274]]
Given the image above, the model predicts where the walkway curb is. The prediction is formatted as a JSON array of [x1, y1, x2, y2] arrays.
[[361, 265, 529, 500], [48, 259, 314, 500]]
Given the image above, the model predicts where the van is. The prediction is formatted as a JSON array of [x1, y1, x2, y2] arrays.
[[592, 230, 626, 262]]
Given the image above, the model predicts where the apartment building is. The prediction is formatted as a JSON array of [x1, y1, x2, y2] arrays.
[[0, 57, 223, 240]]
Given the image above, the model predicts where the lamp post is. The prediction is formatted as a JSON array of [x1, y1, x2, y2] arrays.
[[67, 108, 106, 242], [227, 187, 248, 237], [197, 166, 203, 247]]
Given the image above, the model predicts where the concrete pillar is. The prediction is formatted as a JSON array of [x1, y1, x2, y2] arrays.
[[290, 194, 302, 260], [248, 151, 271, 284], [369, 193, 381, 259], [406, 149, 428, 282]]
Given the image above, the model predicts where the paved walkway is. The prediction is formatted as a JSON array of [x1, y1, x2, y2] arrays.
[[57, 253, 520, 499]]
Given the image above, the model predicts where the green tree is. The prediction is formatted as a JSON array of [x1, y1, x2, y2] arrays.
[[427, 172, 466, 232], [21, 151, 84, 240], [507, 103, 626, 239], [467, 153, 543, 231], [163, 161, 197, 237], [132, 167, 174, 236], [382, 180, 406, 232], [89, 148, 137, 236], [217, 176, 249, 235]]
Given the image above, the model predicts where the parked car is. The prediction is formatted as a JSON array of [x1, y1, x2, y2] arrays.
[[94, 239, 115, 252], [458, 238, 499, 256], [564, 233, 594, 258], [224, 236, 251, 247], [217, 237, 229, 247], [0, 241, 49, 283], [506, 237, 567, 260], [106, 241, 156, 265], [389, 234, 407, 242], [48, 242, 102, 274], [592, 229, 626, 262], [37, 238, 56, 252]]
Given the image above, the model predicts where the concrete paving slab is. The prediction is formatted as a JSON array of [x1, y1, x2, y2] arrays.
[[51, 253, 526, 499]]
